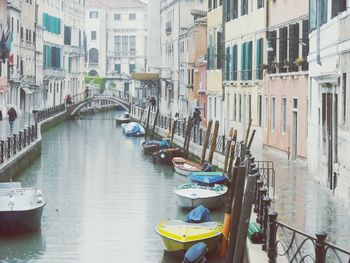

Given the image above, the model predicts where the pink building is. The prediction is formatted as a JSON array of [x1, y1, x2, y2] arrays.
[[263, 0, 309, 160]]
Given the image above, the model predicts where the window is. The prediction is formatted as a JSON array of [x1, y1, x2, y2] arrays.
[[208, 0, 212, 11], [267, 30, 277, 74], [115, 36, 121, 54], [213, 0, 217, 9], [239, 94, 242, 122], [293, 98, 298, 109], [258, 95, 262, 127], [115, 64, 121, 73], [129, 13, 136, 20], [114, 14, 121, 20], [129, 64, 136, 73], [17, 19, 19, 33], [43, 13, 61, 34], [89, 11, 98, 18], [225, 47, 230, 80], [64, 26, 72, 45], [241, 41, 252, 80], [248, 95, 252, 122], [279, 27, 288, 73], [232, 0, 238, 19], [342, 73, 347, 124], [271, 97, 276, 131], [234, 94, 237, 121], [33, 32, 36, 44], [122, 36, 129, 56], [43, 45, 61, 69], [88, 48, 99, 64], [231, 45, 238, 80], [256, 38, 263, 79], [214, 97, 217, 118], [282, 98, 287, 133], [332, 0, 346, 18], [130, 36, 136, 56], [302, 20, 309, 71], [257, 0, 264, 9], [68, 57, 72, 72], [241, 0, 248, 16], [91, 31, 96, 40], [289, 23, 300, 72]]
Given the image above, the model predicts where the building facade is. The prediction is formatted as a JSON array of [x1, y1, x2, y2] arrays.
[[223, 0, 266, 149], [308, 0, 349, 208], [207, 0, 223, 130], [85, 0, 148, 96], [263, 0, 309, 160], [159, 0, 207, 117]]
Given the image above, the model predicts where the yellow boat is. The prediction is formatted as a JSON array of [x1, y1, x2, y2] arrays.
[[155, 219, 222, 252]]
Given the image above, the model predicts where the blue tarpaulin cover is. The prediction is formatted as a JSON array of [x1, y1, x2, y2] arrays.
[[184, 205, 211, 223]]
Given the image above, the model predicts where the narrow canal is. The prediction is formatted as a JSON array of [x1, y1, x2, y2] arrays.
[[0, 111, 225, 263]]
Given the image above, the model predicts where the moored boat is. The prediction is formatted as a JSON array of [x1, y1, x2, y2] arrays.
[[152, 148, 184, 165], [174, 183, 227, 209], [172, 157, 202, 176], [188, 172, 226, 186], [142, 139, 170, 155], [0, 182, 46, 235], [115, 111, 130, 125], [121, 122, 145, 137], [155, 219, 222, 253]]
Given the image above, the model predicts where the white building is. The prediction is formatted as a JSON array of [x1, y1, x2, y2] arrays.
[[0, 0, 8, 115], [85, 0, 148, 95], [308, 0, 350, 208], [159, 0, 207, 117]]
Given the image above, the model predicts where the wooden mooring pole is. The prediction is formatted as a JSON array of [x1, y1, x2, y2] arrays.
[[151, 109, 159, 139], [207, 121, 220, 164], [200, 120, 213, 164], [144, 106, 151, 139], [223, 128, 234, 174]]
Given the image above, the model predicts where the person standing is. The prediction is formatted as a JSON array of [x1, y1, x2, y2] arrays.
[[192, 108, 201, 129], [7, 107, 17, 130]]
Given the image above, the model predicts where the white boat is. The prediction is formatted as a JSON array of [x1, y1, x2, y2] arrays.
[[0, 182, 46, 234], [172, 157, 202, 176], [115, 111, 130, 125], [174, 183, 228, 209]]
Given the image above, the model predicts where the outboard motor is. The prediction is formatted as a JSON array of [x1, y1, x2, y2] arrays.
[[183, 242, 208, 263]]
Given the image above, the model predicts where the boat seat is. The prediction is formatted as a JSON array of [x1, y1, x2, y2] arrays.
[[183, 242, 208, 263]]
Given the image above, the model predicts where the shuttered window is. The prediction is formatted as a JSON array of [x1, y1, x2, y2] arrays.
[[247, 41, 252, 80], [241, 43, 245, 80], [217, 32, 222, 70], [320, 0, 328, 25], [288, 23, 299, 72], [279, 27, 288, 73], [268, 30, 277, 74], [257, 0, 264, 9], [241, 0, 248, 15], [256, 38, 263, 79], [241, 41, 252, 80], [302, 20, 309, 71], [44, 45, 61, 69], [231, 45, 237, 80], [225, 47, 230, 80], [43, 13, 61, 34], [232, 0, 238, 19]]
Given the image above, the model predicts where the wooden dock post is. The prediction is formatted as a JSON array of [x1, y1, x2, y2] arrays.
[[226, 165, 246, 263], [144, 106, 151, 139], [227, 129, 237, 177], [207, 121, 220, 164], [224, 128, 234, 174], [151, 109, 160, 139], [247, 129, 256, 150], [200, 120, 213, 164], [183, 117, 193, 158], [171, 118, 178, 145], [233, 174, 258, 263]]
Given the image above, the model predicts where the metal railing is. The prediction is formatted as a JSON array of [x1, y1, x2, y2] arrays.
[[0, 123, 38, 165], [35, 104, 66, 122]]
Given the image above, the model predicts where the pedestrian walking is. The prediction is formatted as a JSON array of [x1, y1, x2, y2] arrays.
[[192, 108, 201, 129], [7, 107, 17, 131], [84, 87, 89, 98]]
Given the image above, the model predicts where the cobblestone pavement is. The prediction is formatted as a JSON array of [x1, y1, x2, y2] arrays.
[[256, 148, 350, 250]]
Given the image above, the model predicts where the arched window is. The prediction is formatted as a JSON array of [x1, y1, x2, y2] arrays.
[[88, 70, 99, 76], [89, 48, 99, 64]]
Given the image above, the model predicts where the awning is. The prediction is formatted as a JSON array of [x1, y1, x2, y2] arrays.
[[131, 72, 160, 81], [22, 87, 33, 94]]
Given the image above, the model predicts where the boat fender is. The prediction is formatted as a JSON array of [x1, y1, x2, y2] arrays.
[[183, 242, 208, 263], [36, 190, 43, 197], [160, 152, 166, 159], [37, 196, 43, 203]]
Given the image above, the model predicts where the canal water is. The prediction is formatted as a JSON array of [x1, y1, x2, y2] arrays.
[[0, 111, 225, 263]]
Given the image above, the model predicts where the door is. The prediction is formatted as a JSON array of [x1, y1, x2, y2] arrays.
[[292, 111, 298, 160]]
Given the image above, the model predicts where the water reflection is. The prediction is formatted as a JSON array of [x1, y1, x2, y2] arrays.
[[0, 232, 45, 262]]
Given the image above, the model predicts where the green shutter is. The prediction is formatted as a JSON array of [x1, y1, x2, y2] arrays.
[[248, 41, 252, 80], [226, 47, 230, 80], [232, 45, 237, 80], [241, 43, 245, 80]]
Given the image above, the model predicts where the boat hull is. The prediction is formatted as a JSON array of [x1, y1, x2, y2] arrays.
[[143, 143, 160, 155], [115, 118, 130, 125], [175, 193, 226, 209], [159, 234, 221, 253], [0, 205, 45, 235], [153, 148, 184, 165]]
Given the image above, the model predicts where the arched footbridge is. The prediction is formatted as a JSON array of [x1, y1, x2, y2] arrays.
[[67, 92, 131, 118]]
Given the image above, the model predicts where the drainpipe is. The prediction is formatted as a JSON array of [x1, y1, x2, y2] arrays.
[[316, 0, 321, 65]]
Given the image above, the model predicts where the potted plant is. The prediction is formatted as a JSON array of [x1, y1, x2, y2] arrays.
[[186, 84, 194, 90], [294, 57, 304, 71], [283, 58, 290, 69]]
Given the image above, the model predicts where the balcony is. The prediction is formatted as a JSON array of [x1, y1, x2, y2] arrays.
[[7, 0, 21, 11], [43, 68, 66, 80]]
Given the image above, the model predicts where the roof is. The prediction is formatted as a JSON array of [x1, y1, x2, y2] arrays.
[[86, 0, 147, 9]]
